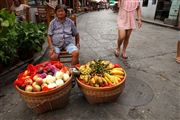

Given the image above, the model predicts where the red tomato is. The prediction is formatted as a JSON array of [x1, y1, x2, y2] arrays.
[[61, 66, 68, 73], [114, 64, 121, 68], [42, 86, 50, 91]]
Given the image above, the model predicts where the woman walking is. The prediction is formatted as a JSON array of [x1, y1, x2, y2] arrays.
[[115, 0, 142, 59]]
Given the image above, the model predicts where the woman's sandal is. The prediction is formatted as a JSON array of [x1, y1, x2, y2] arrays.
[[114, 49, 120, 57], [121, 54, 128, 59]]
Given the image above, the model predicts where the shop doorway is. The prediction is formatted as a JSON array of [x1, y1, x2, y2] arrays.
[[154, 0, 172, 21]]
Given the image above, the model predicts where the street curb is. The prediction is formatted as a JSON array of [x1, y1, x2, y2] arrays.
[[141, 19, 180, 31], [76, 12, 86, 17], [0, 40, 48, 76]]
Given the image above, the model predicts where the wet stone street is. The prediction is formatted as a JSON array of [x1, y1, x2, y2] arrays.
[[0, 10, 180, 120]]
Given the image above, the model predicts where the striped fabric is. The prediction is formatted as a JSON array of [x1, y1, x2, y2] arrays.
[[48, 17, 78, 48]]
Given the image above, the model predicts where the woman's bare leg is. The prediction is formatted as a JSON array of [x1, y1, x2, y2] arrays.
[[115, 29, 126, 57], [122, 29, 132, 58]]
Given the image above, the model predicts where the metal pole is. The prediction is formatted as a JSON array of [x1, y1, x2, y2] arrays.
[[178, 6, 180, 29]]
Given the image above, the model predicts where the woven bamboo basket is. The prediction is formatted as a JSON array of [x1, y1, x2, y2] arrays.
[[15, 76, 72, 114], [77, 72, 126, 104]]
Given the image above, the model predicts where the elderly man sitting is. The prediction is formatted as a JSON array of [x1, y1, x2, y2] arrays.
[[48, 5, 80, 66]]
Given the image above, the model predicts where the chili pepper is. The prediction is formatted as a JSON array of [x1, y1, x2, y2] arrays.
[[14, 79, 25, 87], [27, 64, 37, 77]]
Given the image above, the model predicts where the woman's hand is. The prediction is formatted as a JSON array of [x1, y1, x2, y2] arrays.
[[136, 4, 142, 29], [138, 19, 142, 28]]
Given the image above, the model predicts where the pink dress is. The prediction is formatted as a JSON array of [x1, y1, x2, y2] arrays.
[[117, 0, 139, 30]]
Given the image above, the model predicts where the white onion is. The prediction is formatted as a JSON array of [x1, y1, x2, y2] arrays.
[[56, 79, 64, 86], [46, 75, 56, 83], [55, 71, 64, 79], [48, 83, 57, 88], [63, 73, 70, 81]]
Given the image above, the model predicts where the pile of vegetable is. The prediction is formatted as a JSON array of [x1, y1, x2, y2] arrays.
[[14, 61, 71, 92], [78, 60, 125, 87]]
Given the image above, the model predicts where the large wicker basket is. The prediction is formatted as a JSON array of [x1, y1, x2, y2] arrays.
[[15, 77, 72, 114], [76, 72, 126, 104]]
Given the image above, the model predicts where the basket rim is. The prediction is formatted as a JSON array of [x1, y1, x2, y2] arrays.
[[15, 75, 72, 96], [76, 69, 126, 90]]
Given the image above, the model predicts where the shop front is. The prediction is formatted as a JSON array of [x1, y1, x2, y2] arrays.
[[140, 0, 179, 27]]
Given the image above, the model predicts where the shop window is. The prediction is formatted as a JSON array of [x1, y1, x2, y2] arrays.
[[28, 0, 49, 6], [0, 0, 9, 9], [142, 0, 148, 7], [28, 0, 36, 6], [152, 0, 156, 5]]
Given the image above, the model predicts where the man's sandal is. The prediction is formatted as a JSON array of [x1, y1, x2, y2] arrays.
[[176, 57, 180, 64]]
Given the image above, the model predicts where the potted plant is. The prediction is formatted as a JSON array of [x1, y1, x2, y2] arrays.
[[15, 22, 47, 60], [0, 9, 18, 67], [0, 9, 47, 73]]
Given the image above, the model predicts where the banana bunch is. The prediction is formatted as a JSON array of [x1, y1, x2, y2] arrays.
[[78, 60, 125, 87], [89, 75, 103, 87], [103, 68, 125, 85], [80, 75, 91, 83], [79, 65, 92, 75], [103, 73, 121, 85], [101, 60, 110, 65], [106, 63, 115, 70], [110, 68, 124, 76]]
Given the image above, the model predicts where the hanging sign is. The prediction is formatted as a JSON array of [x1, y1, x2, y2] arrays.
[[169, 0, 180, 20]]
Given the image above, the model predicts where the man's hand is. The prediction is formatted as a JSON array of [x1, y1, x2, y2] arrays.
[[76, 43, 80, 49], [49, 47, 55, 57], [49, 47, 58, 60]]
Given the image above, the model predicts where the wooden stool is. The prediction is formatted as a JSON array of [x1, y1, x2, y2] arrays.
[[176, 41, 180, 63]]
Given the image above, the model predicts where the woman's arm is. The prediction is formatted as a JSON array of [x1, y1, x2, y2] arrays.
[[118, 0, 121, 8], [137, 4, 142, 21], [136, 3, 142, 28]]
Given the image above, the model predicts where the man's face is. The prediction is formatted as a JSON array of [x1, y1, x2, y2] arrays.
[[56, 8, 66, 19]]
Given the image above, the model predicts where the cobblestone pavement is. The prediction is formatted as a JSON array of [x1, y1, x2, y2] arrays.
[[0, 9, 180, 120]]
